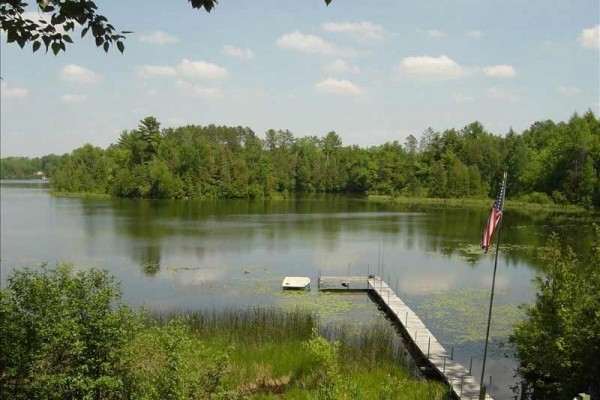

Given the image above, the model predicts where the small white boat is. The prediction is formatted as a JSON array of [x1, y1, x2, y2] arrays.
[[282, 276, 311, 290]]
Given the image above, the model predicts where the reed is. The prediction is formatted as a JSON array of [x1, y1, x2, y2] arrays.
[[145, 307, 450, 399]]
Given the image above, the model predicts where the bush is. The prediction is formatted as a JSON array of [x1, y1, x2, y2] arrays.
[[0, 263, 139, 400], [122, 319, 230, 400], [551, 190, 568, 205], [520, 191, 554, 205], [511, 228, 600, 399]]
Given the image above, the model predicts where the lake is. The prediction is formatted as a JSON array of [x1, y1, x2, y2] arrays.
[[0, 180, 594, 399]]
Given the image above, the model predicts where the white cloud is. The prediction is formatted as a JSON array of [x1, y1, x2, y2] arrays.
[[60, 64, 99, 83], [578, 25, 600, 50], [557, 86, 581, 96], [139, 31, 179, 44], [488, 86, 519, 102], [314, 78, 364, 95], [0, 82, 28, 98], [60, 94, 86, 103], [146, 89, 158, 96], [176, 59, 228, 80], [138, 66, 176, 78], [276, 31, 357, 57], [425, 29, 446, 38], [175, 80, 222, 98], [223, 45, 254, 59], [136, 60, 227, 82], [136, 65, 177, 78], [483, 65, 516, 78], [466, 30, 482, 39], [396, 55, 467, 81], [322, 21, 387, 41], [323, 59, 360, 73]]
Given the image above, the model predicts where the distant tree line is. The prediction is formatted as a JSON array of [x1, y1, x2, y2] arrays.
[[2, 111, 599, 207], [0, 154, 63, 179]]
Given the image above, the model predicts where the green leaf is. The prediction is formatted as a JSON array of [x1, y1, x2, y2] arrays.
[[32, 41, 41, 53], [81, 27, 89, 38], [51, 14, 66, 25], [63, 34, 73, 44], [16, 36, 27, 49], [6, 29, 17, 43], [324, 0, 332, 4], [51, 42, 61, 55], [117, 41, 124, 54], [103, 41, 109, 52], [95, 36, 103, 47]]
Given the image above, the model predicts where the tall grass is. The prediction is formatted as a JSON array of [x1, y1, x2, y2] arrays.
[[146, 307, 450, 399], [151, 306, 316, 344]]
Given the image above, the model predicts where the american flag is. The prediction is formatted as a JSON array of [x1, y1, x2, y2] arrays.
[[481, 173, 507, 253]]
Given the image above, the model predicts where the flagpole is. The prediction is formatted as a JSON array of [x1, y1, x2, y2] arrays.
[[479, 171, 507, 400]]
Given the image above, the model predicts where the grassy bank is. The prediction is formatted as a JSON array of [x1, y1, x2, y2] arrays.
[[147, 307, 450, 399], [367, 194, 586, 213], [50, 190, 112, 199]]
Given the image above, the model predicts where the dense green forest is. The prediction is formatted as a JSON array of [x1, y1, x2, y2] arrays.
[[3, 111, 599, 207]]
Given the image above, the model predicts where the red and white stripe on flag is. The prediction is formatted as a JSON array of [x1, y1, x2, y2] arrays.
[[481, 175, 506, 253]]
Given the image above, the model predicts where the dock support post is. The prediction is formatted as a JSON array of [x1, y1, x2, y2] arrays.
[[460, 375, 464, 396], [427, 337, 430, 359], [489, 376, 492, 398], [405, 312, 408, 327], [443, 356, 446, 373], [318, 270, 321, 290], [396, 277, 399, 293], [451, 346, 454, 360], [469, 356, 473, 375]]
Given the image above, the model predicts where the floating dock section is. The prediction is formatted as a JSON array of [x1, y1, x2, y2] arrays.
[[318, 275, 493, 400]]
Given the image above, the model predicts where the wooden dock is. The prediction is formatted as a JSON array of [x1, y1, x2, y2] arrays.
[[318, 275, 492, 400]]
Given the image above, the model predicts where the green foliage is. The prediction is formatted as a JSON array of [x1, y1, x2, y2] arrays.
[[511, 228, 600, 399], [518, 191, 554, 205], [0, 0, 128, 54], [8, 111, 599, 208], [305, 330, 345, 399], [0, 154, 64, 179], [0, 263, 139, 400], [1, 1, 333, 54], [123, 319, 229, 400]]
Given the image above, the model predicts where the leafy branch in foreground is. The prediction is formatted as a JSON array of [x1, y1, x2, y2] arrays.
[[0, 0, 333, 54]]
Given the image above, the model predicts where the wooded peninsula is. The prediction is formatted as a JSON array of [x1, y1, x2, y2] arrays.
[[2, 110, 599, 208]]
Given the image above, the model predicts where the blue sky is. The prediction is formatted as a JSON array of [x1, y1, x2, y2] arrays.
[[1, 0, 599, 157]]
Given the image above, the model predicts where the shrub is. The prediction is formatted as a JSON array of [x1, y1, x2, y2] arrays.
[[0, 263, 139, 400], [122, 318, 230, 400], [521, 191, 554, 205]]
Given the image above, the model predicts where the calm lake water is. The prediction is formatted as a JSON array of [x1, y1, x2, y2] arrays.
[[0, 180, 595, 399]]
